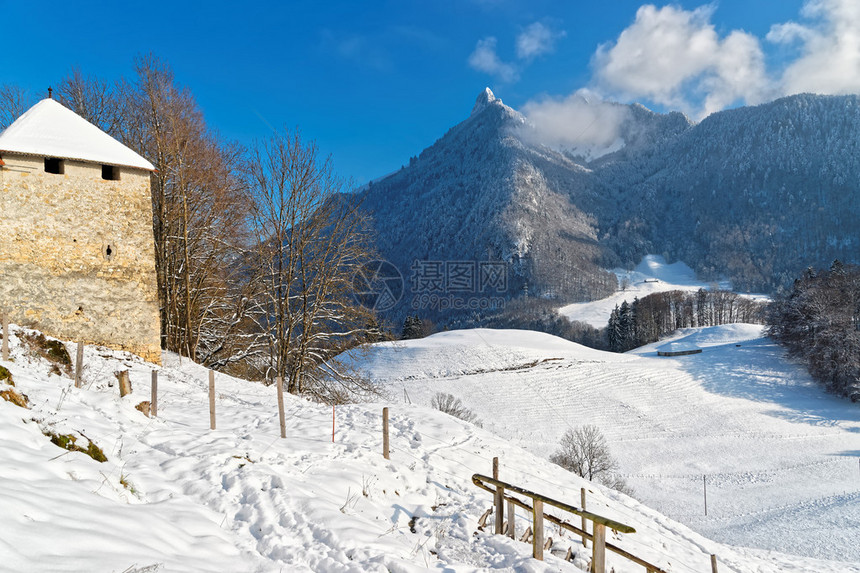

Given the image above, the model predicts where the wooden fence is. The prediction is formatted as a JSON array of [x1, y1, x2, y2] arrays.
[[472, 472, 667, 573]]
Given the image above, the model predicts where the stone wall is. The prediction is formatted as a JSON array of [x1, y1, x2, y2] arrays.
[[0, 154, 161, 363]]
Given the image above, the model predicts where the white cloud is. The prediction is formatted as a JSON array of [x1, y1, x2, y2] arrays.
[[469, 21, 565, 83], [592, 4, 769, 119], [516, 22, 564, 60], [768, 0, 860, 96], [481, 2, 860, 122], [766, 21, 814, 45], [468, 37, 519, 83], [518, 90, 631, 158]]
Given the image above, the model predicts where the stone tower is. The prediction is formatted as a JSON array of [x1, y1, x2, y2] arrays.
[[0, 98, 161, 363]]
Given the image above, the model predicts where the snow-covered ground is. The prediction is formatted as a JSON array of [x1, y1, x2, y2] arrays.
[[348, 326, 860, 567], [558, 255, 768, 328], [2, 323, 858, 572]]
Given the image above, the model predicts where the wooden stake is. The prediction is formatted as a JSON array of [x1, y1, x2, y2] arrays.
[[1, 313, 8, 361], [533, 499, 544, 561], [332, 404, 335, 442], [703, 475, 708, 516], [581, 487, 588, 548], [150, 370, 158, 417], [117, 370, 132, 397], [276, 376, 286, 438], [74, 340, 84, 388], [208, 370, 216, 430], [493, 457, 504, 534], [593, 523, 606, 573], [382, 407, 389, 459], [506, 498, 516, 539], [710, 554, 719, 573]]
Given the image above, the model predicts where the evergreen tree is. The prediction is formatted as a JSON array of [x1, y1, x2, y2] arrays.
[[768, 261, 860, 400], [608, 305, 622, 352], [401, 316, 424, 340]]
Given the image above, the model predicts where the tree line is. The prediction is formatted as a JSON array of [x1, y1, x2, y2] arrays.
[[608, 289, 766, 353], [767, 261, 860, 401], [1, 57, 377, 401]]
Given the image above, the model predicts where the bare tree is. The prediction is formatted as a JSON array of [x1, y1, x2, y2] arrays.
[[122, 56, 250, 363], [0, 84, 35, 130], [244, 128, 377, 398], [550, 425, 632, 494], [56, 68, 127, 136], [430, 392, 481, 425]]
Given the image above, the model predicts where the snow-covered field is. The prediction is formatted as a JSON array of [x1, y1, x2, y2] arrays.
[[2, 322, 858, 572], [348, 326, 860, 567], [558, 255, 768, 328]]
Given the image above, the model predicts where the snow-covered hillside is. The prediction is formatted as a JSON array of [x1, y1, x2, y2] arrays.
[[348, 326, 860, 567], [3, 325, 857, 572], [558, 255, 768, 328]]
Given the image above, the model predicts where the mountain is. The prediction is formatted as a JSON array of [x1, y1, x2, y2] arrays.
[[359, 90, 618, 323], [628, 94, 860, 290], [359, 90, 860, 323]]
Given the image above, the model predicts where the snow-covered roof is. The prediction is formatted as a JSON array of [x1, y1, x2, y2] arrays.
[[0, 98, 154, 171], [659, 341, 700, 351]]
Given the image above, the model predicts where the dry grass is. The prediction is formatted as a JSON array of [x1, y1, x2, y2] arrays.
[[0, 388, 28, 408], [0, 365, 12, 385], [42, 429, 107, 463], [135, 401, 151, 417], [21, 332, 72, 376]]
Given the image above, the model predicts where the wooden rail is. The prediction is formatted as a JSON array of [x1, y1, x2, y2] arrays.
[[472, 473, 667, 573]]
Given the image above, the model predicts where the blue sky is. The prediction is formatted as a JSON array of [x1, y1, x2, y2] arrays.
[[4, 0, 858, 184]]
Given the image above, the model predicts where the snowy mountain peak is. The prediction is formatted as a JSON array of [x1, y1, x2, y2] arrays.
[[471, 87, 499, 116]]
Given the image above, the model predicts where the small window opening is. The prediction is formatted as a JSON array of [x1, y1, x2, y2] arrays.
[[44, 157, 64, 174], [103, 244, 114, 261], [101, 164, 120, 181]]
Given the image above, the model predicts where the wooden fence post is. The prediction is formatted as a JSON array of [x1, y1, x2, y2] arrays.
[[117, 370, 132, 397], [506, 498, 516, 538], [74, 340, 84, 388], [593, 523, 606, 573], [533, 499, 544, 561], [382, 407, 390, 459], [1, 313, 8, 361], [710, 554, 719, 573], [581, 487, 588, 548], [208, 370, 216, 430], [493, 457, 504, 534], [150, 370, 158, 417], [276, 376, 286, 438]]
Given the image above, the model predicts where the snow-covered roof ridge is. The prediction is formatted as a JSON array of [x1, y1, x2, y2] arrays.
[[0, 98, 155, 171]]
